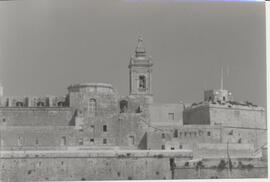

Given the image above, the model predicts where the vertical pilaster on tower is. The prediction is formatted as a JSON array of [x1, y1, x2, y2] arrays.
[[129, 36, 153, 103]]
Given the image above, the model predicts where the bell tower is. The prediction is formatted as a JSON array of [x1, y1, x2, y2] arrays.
[[129, 36, 153, 101]]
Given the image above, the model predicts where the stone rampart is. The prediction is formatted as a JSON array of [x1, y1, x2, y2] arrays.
[[0, 150, 192, 181]]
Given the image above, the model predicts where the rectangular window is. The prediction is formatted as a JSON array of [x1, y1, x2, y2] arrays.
[[179, 145, 183, 149], [79, 138, 83, 145], [103, 125, 107, 132], [161, 145, 165, 150], [17, 136, 22, 146], [90, 125, 95, 133], [103, 138, 107, 144], [128, 136, 135, 146], [171, 147, 175, 150], [60, 136, 67, 146], [168, 113, 174, 120], [207, 131, 211, 136], [139, 75, 146, 89], [161, 133, 165, 139], [174, 129, 178, 138], [90, 138, 94, 143]]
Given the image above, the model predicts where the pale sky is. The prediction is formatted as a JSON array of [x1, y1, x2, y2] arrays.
[[0, 0, 266, 107]]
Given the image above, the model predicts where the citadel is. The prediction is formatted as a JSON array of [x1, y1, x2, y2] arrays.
[[0, 37, 267, 181]]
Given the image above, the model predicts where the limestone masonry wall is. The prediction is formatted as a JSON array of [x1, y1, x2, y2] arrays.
[[0, 150, 192, 181], [0, 108, 72, 126]]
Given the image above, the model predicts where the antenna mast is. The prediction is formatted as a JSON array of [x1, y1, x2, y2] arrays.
[[221, 66, 224, 90]]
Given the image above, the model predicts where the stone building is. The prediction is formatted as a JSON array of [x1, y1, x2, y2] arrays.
[[0, 37, 267, 181]]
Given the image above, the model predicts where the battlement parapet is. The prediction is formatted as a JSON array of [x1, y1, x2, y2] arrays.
[[185, 101, 264, 111], [0, 95, 69, 108]]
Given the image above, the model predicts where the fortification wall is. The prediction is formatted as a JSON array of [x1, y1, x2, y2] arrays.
[[209, 105, 266, 129], [183, 104, 266, 129], [145, 125, 264, 159], [146, 126, 221, 150], [116, 113, 148, 148], [0, 150, 192, 181], [0, 108, 73, 126], [221, 127, 267, 149], [0, 124, 121, 150], [174, 157, 267, 179]]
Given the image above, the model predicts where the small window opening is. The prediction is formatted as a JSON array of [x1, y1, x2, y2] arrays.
[[61, 136, 67, 146], [103, 125, 107, 132], [37, 102, 45, 107], [58, 102, 65, 107], [238, 138, 242, 143], [103, 138, 107, 144], [128, 135, 135, 146], [168, 113, 175, 120], [161, 133, 165, 139], [207, 131, 211, 136], [17, 136, 22, 146], [120, 100, 128, 113], [139, 75, 146, 89], [90, 125, 95, 133], [174, 129, 178, 138], [16, 102, 23, 107], [179, 145, 183, 149], [79, 138, 83, 145], [88, 98, 97, 116], [161, 145, 165, 150]]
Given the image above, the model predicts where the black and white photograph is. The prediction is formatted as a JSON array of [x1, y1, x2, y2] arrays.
[[0, 0, 268, 181]]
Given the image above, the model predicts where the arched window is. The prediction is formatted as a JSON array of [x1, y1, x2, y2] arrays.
[[139, 75, 146, 90], [37, 102, 45, 107], [16, 102, 23, 107], [120, 100, 128, 113], [88, 98, 96, 115], [58, 102, 65, 107]]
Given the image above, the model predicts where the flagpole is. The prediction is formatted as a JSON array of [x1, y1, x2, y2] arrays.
[[227, 139, 231, 178]]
